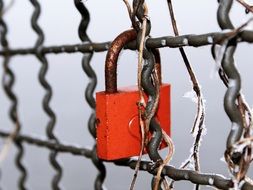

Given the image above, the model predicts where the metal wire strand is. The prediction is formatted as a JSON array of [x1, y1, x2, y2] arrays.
[[2, 58, 28, 190], [74, 1, 106, 189], [29, 0, 63, 189], [217, 0, 244, 158], [166, 2, 206, 190], [133, 0, 163, 164], [133, 2, 166, 189], [141, 52, 162, 162], [1, 128, 252, 190], [0, 131, 93, 158], [0, 1, 27, 189], [4, 29, 253, 56], [115, 159, 253, 190]]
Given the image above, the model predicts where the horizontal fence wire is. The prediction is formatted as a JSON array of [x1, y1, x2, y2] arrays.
[[0, 131, 93, 158], [0, 130, 237, 189], [0, 0, 253, 189], [29, 0, 63, 189], [1, 31, 253, 56]]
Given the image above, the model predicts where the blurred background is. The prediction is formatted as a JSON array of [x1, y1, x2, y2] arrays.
[[0, 0, 253, 189]]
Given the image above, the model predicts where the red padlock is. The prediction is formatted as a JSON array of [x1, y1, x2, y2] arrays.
[[96, 29, 171, 160]]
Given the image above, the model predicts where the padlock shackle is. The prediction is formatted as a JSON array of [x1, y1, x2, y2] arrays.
[[105, 29, 137, 93], [105, 29, 162, 93]]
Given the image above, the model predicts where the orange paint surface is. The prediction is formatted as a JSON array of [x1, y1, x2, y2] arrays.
[[96, 84, 171, 160]]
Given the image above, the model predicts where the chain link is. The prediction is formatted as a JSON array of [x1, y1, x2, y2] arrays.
[[74, 1, 106, 189], [0, 1, 27, 189], [29, 0, 63, 189]]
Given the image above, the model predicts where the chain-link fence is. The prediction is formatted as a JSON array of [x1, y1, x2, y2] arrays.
[[1, 0, 253, 189]]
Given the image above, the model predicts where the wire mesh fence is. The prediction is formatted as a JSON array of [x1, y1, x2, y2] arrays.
[[1, 0, 253, 189]]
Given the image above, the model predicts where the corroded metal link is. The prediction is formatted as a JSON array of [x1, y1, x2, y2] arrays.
[[0, 1, 27, 189], [29, 0, 63, 189], [140, 47, 162, 162], [133, 3, 164, 190], [133, 0, 163, 164], [74, 1, 106, 189], [141, 48, 163, 189]]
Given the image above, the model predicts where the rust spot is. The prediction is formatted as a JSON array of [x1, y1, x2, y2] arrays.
[[105, 29, 137, 93]]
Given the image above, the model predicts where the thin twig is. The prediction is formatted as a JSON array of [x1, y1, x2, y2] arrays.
[[0, 0, 15, 16], [0, 119, 19, 166], [152, 67, 174, 190], [219, 17, 253, 44], [123, 0, 133, 21], [162, 177, 171, 190], [166, 1, 206, 189], [137, 3, 157, 140], [236, 0, 253, 13], [129, 3, 148, 190], [154, 129, 174, 190], [0, 55, 20, 166]]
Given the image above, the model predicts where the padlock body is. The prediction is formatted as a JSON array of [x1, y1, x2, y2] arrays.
[[96, 84, 171, 160]]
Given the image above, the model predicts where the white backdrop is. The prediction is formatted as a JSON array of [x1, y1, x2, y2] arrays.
[[0, 0, 253, 189]]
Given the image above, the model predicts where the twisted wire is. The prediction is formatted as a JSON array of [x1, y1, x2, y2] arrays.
[[0, 127, 252, 190], [115, 159, 253, 190], [0, 1, 27, 189], [74, 1, 106, 189], [141, 51, 162, 163], [217, 0, 244, 157], [0, 128, 252, 190], [0, 131, 93, 158], [133, 0, 162, 164], [4, 30, 253, 56], [29, 0, 63, 189], [133, 2, 165, 189]]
